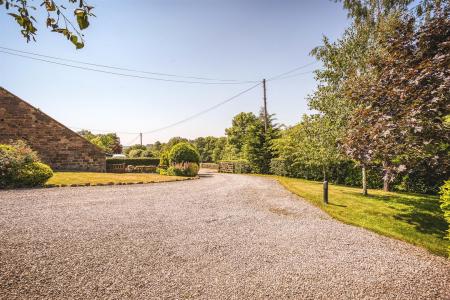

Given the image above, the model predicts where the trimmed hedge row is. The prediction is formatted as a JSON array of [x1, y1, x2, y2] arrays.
[[106, 158, 160, 167], [219, 160, 251, 174], [270, 158, 384, 189]]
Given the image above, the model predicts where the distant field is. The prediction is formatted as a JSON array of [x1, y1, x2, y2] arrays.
[[46, 172, 190, 186], [275, 176, 449, 257]]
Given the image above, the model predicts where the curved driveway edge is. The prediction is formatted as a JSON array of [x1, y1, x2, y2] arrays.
[[0, 170, 449, 299]]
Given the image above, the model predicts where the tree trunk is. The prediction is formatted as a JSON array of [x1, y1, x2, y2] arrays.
[[383, 177, 390, 192], [362, 166, 368, 196], [382, 161, 392, 192], [323, 167, 328, 204]]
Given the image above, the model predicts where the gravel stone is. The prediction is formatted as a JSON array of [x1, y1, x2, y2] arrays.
[[0, 170, 449, 299]]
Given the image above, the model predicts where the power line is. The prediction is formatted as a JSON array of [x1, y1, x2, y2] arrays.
[[0, 50, 258, 85], [269, 70, 315, 81], [68, 82, 261, 136], [0, 46, 257, 83], [143, 82, 262, 134], [268, 61, 318, 81]]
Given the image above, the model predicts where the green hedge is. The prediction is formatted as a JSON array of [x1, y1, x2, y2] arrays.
[[219, 160, 252, 174], [270, 158, 384, 189], [106, 158, 160, 167], [440, 180, 450, 258]]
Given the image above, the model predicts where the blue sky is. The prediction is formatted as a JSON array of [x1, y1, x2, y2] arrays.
[[0, 0, 350, 145]]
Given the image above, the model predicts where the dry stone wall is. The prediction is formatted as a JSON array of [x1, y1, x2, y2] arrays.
[[0, 87, 106, 171]]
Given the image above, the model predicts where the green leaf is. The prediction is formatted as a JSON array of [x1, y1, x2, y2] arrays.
[[76, 14, 89, 30], [70, 35, 78, 45], [76, 42, 84, 49], [74, 8, 84, 16]]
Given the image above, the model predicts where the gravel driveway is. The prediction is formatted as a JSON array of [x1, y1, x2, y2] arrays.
[[1, 170, 449, 299]]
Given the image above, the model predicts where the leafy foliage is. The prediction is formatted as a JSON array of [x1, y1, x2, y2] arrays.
[[0, 140, 53, 188], [168, 142, 200, 164], [128, 149, 143, 158], [343, 9, 450, 190], [1, 0, 95, 48], [224, 111, 279, 173], [167, 162, 199, 177], [78, 130, 122, 154], [123, 144, 146, 157]]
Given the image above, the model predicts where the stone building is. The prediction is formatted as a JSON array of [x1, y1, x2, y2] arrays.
[[0, 87, 106, 171]]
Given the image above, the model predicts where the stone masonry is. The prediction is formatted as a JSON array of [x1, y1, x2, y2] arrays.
[[0, 87, 106, 171]]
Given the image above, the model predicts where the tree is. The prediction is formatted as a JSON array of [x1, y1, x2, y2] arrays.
[[78, 130, 122, 154], [343, 6, 450, 191], [1, 0, 95, 48], [123, 144, 146, 157], [163, 137, 188, 152], [225, 112, 259, 156], [212, 137, 226, 162], [193, 136, 222, 163], [224, 111, 279, 173]]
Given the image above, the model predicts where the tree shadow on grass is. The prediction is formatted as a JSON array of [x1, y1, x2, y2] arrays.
[[352, 191, 448, 239]]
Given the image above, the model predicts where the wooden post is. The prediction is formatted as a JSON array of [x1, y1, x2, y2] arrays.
[[263, 79, 268, 132]]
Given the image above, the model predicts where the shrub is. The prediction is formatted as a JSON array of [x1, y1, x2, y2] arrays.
[[106, 158, 160, 169], [128, 149, 143, 158], [15, 162, 53, 187], [167, 162, 199, 177], [159, 151, 170, 167], [169, 142, 200, 164], [440, 181, 450, 258], [0, 141, 53, 188], [157, 167, 168, 175]]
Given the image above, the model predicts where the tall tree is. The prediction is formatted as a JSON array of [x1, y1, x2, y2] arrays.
[[343, 5, 450, 191]]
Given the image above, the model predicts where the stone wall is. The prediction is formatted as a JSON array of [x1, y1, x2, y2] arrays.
[[0, 87, 106, 172]]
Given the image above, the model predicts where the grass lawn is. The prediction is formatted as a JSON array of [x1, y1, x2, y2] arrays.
[[275, 176, 449, 257], [46, 172, 190, 186]]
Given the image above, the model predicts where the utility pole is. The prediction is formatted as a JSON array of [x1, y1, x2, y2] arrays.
[[262, 78, 268, 132], [139, 133, 143, 146]]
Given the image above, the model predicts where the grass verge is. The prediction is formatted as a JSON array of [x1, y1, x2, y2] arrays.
[[46, 172, 191, 186], [275, 176, 449, 257]]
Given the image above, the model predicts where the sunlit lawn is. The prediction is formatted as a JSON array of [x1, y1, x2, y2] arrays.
[[275, 176, 449, 257], [46, 172, 189, 186]]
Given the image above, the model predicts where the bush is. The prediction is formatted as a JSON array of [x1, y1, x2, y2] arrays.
[[167, 162, 199, 177], [128, 149, 143, 158], [440, 181, 450, 258], [169, 142, 200, 164], [219, 160, 251, 174], [106, 158, 160, 168], [15, 162, 53, 187], [0, 141, 53, 188], [160, 151, 170, 167]]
